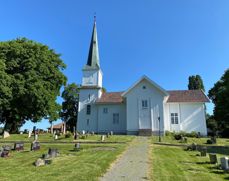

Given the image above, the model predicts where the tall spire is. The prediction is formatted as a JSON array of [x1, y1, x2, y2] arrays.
[[85, 16, 100, 69]]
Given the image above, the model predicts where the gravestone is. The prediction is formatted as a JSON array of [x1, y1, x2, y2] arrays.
[[0, 146, 10, 157], [20, 132, 23, 135], [74, 143, 80, 151], [28, 131, 32, 138], [48, 148, 59, 158], [106, 132, 109, 138], [14, 142, 24, 151], [55, 135, 58, 140], [211, 136, 217, 144], [110, 131, 113, 136], [209, 153, 217, 164], [191, 143, 197, 151], [101, 135, 105, 142], [35, 134, 38, 140], [82, 130, 85, 135], [35, 158, 45, 167], [3, 131, 10, 139], [200, 147, 207, 157], [220, 157, 229, 170], [31, 142, 40, 151], [91, 131, 95, 135]]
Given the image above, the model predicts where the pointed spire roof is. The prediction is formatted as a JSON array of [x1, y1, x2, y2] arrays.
[[84, 16, 100, 69]]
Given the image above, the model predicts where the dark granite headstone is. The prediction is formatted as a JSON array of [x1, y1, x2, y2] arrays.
[[31, 142, 40, 151], [200, 147, 207, 156], [74, 143, 80, 151], [14, 142, 24, 151], [209, 153, 217, 164], [48, 148, 59, 158]]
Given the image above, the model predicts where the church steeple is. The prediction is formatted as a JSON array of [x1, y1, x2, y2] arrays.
[[85, 16, 100, 69]]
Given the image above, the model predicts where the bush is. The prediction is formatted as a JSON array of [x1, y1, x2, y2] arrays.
[[206, 139, 213, 144], [174, 134, 182, 140], [65, 132, 72, 138], [220, 128, 229, 138]]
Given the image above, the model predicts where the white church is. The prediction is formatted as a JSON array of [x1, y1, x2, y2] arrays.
[[77, 20, 209, 136]]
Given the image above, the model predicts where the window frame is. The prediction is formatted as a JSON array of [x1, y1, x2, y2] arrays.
[[103, 107, 108, 114], [113, 113, 119, 124], [142, 100, 148, 109], [86, 105, 91, 115], [171, 113, 179, 124]]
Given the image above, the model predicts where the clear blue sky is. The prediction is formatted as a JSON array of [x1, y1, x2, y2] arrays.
[[0, 0, 229, 130]]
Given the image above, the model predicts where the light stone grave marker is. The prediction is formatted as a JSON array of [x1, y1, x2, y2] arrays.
[[220, 157, 229, 170]]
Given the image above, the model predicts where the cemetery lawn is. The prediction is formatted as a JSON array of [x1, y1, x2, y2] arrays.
[[152, 136, 229, 146], [0, 140, 133, 181], [0, 133, 134, 143], [151, 144, 229, 181]]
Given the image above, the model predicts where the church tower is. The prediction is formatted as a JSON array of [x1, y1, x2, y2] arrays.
[[77, 17, 102, 132]]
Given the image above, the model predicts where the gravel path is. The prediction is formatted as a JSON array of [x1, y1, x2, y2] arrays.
[[100, 137, 150, 181]]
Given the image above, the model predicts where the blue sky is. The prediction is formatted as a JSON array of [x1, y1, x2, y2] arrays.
[[0, 0, 229, 130]]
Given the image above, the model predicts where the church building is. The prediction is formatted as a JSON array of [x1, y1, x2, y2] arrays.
[[77, 20, 209, 135]]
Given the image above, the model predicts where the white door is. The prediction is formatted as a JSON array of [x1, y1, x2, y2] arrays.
[[139, 99, 151, 129]]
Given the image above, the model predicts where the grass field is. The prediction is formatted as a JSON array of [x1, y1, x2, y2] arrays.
[[0, 134, 134, 181], [152, 135, 229, 146], [151, 136, 229, 180]]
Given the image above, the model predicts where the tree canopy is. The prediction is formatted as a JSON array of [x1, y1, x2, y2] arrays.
[[60, 83, 79, 132], [0, 38, 67, 133], [208, 69, 229, 132], [188, 75, 205, 91]]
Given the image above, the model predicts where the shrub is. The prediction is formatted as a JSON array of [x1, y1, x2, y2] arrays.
[[174, 133, 182, 140], [206, 139, 213, 144], [65, 132, 72, 138], [220, 128, 229, 138]]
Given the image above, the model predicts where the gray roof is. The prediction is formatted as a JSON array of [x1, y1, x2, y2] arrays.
[[84, 20, 100, 70]]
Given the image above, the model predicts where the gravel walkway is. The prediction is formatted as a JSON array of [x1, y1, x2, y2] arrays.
[[100, 137, 150, 181]]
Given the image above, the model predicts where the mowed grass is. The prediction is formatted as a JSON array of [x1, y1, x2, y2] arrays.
[[0, 135, 134, 181], [152, 135, 229, 146], [151, 144, 229, 181]]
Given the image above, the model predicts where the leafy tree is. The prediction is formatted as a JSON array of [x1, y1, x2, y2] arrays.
[[188, 75, 205, 91], [208, 69, 229, 132], [60, 83, 79, 132], [0, 38, 67, 133], [206, 113, 218, 135]]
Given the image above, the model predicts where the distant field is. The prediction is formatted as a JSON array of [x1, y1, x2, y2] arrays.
[[0, 134, 134, 181]]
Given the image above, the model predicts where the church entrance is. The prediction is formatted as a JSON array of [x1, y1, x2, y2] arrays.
[[139, 99, 151, 129]]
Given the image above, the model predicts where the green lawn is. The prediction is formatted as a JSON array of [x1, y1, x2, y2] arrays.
[[151, 144, 229, 181], [152, 135, 229, 146], [0, 135, 134, 181]]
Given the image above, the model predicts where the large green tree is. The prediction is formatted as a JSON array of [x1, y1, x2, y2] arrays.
[[208, 69, 229, 132], [60, 83, 79, 132], [0, 38, 67, 133], [188, 75, 205, 91]]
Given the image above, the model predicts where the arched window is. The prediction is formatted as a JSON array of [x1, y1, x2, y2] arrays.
[[86, 105, 91, 115]]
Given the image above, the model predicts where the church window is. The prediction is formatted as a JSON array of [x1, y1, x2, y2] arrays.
[[86, 105, 91, 115], [143, 85, 146, 89], [113, 113, 119, 124], [103, 108, 108, 114], [142, 100, 148, 108], [171, 113, 179, 124]]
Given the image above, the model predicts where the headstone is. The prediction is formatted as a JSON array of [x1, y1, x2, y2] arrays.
[[220, 157, 229, 170], [209, 153, 217, 164], [82, 130, 85, 135], [101, 135, 105, 142], [28, 131, 32, 138], [20, 131, 23, 135], [3, 131, 10, 139], [191, 143, 197, 151], [35, 134, 38, 140], [31, 142, 40, 151], [106, 132, 109, 138], [200, 147, 207, 157], [35, 158, 45, 167], [48, 148, 59, 158], [110, 131, 113, 136], [0, 146, 10, 157], [2, 145, 11, 151], [14, 142, 24, 151], [91, 131, 95, 135], [55, 135, 58, 140], [74, 143, 80, 151], [211, 136, 217, 144]]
